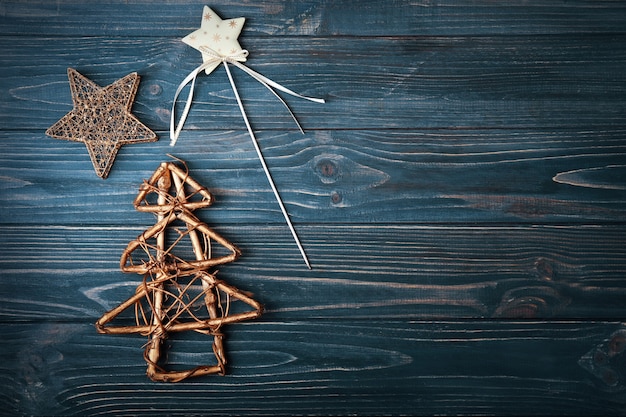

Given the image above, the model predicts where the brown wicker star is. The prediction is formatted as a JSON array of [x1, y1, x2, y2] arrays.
[[46, 68, 157, 179]]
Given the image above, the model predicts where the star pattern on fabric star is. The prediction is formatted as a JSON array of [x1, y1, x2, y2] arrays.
[[182, 5, 246, 75], [46, 68, 157, 179]]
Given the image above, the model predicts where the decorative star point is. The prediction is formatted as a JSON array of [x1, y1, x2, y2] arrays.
[[182, 6, 246, 75], [46, 68, 157, 179]]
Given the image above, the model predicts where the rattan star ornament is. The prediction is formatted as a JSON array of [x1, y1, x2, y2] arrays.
[[46, 68, 157, 179]]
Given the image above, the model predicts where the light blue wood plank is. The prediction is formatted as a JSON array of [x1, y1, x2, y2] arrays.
[[1, 36, 626, 131], [1, 225, 625, 320], [2, 129, 626, 224], [2, 321, 625, 416]]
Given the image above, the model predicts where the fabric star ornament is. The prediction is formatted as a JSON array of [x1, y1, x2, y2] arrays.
[[46, 68, 157, 179], [182, 6, 246, 75]]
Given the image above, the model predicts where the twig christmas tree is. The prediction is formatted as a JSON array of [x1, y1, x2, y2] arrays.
[[96, 160, 262, 382]]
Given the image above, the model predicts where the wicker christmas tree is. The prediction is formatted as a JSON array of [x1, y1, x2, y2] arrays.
[[96, 161, 262, 382]]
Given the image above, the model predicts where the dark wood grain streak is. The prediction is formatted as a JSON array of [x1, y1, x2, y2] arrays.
[[2, 0, 626, 37]]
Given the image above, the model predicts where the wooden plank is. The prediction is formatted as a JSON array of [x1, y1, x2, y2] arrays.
[[2, 36, 626, 131], [1, 0, 626, 37], [1, 1, 625, 415], [1, 225, 625, 320], [2, 320, 625, 415], [2, 129, 626, 224]]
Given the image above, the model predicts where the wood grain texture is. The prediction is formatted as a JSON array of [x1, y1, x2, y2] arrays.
[[1, 129, 626, 224], [1, 225, 625, 320], [2, 0, 626, 36], [2, 36, 626, 131], [2, 321, 625, 416], [1, 0, 626, 415]]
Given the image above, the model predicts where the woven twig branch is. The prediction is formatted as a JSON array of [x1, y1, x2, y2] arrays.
[[96, 160, 262, 382]]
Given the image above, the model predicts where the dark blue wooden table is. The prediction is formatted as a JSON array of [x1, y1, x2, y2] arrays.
[[1, 1, 626, 415]]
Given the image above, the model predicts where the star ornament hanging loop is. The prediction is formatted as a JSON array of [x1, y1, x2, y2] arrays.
[[170, 6, 325, 269]]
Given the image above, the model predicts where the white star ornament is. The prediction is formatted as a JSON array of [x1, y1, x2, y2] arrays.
[[182, 6, 246, 75]]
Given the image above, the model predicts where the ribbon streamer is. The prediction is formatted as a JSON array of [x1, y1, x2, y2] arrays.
[[170, 47, 324, 145], [170, 47, 325, 269]]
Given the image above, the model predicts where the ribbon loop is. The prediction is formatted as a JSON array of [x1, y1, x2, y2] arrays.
[[169, 48, 324, 146], [199, 46, 249, 63]]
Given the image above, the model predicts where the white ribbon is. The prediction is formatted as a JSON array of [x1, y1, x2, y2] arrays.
[[169, 47, 325, 269], [170, 47, 324, 146]]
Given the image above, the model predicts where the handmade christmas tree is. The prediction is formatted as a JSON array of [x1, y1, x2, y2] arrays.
[[96, 160, 262, 382]]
